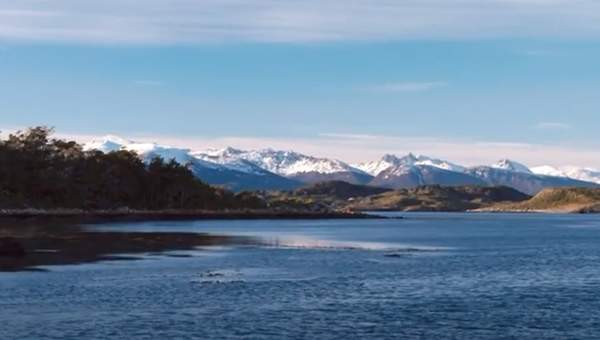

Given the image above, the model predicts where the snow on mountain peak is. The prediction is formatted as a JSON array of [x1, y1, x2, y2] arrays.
[[491, 159, 532, 174], [532, 165, 600, 184], [356, 153, 465, 176], [191, 147, 268, 175], [530, 165, 564, 177], [133, 143, 193, 164], [355, 154, 400, 176], [205, 146, 244, 156], [83, 135, 600, 186], [192, 147, 363, 176], [83, 135, 132, 153], [242, 149, 362, 176], [85, 136, 192, 164]]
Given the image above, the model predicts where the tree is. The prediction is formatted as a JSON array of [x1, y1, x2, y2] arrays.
[[0, 126, 264, 210]]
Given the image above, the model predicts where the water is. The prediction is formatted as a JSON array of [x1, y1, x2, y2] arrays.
[[2, 213, 600, 339]]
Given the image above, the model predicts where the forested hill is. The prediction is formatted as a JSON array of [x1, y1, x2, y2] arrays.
[[0, 127, 263, 210]]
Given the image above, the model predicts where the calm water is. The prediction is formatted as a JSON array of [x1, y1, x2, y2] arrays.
[[2, 213, 600, 339]]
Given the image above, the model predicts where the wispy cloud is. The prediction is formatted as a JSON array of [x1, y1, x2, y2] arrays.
[[535, 122, 572, 130], [2, 1, 600, 44], [366, 81, 447, 93]]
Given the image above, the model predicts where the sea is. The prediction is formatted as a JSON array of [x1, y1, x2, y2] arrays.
[[2, 212, 600, 339]]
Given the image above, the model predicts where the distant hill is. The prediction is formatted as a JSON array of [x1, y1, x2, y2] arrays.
[[265, 181, 391, 211], [294, 181, 392, 200], [189, 162, 302, 192], [290, 171, 373, 186], [482, 188, 600, 213], [345, 185, 530, 212]]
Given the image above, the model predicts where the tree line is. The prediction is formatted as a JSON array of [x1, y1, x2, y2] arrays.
[[0, 127, 263, 210]]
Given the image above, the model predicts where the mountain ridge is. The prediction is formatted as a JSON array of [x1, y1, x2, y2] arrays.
[[84, 135, 600, 193]]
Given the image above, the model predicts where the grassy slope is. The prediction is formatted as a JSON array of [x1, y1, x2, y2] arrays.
[[326, 185, 530, 212], [484, 188, 600, 213]]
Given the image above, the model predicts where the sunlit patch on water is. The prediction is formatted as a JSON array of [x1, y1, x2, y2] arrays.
[[258, 235, 449, 253]]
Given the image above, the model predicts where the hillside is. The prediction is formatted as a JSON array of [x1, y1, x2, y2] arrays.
[[294, 181, 392, 199], [265, 181, 392, 211], [482, 188, 600, 213], [345, 185, 530, 212]]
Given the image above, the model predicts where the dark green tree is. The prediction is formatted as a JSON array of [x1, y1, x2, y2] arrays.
[[0, 127, 264, 210]]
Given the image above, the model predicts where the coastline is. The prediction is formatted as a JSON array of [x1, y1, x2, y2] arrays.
[[472, 208, 598, 214], [356, 208, 598, 214], [0, 209, 382, 272], [0, 208, 378, 223]]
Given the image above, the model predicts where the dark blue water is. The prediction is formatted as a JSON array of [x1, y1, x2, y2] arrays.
[[2, 213, 600, 339]]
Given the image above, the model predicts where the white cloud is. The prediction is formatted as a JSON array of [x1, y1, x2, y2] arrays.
[[366, 81, 447, 93], [535, 122, 572, 130], [1, 1, 600, 44]]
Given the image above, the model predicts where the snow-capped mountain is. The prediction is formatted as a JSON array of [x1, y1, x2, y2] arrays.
[[196, 148, 364, 176], [491, 159, 532, 174], [191, 147, 271, 175], [84, 136, 301, 191], [531, 166, 600, 185], [358, 153, 597, 195], [84, 136, 193, 164], [466, 165, 595, 195], [361, 153, 481, 189], [194, 147, 373, 185], [356, 153, 465, 176], [371, 164, 485, 189], [530, 165, 564, 177], [84, 135, 600, 194], [83, 135, 132, 153]]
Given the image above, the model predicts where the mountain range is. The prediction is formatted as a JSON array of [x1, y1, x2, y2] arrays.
[[84, 136, 600, 195]]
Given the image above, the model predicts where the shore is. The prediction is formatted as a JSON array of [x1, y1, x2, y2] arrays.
[[473, 204, 600, 214], [0, 209, 381, 272], [0, 208, 377, 222]]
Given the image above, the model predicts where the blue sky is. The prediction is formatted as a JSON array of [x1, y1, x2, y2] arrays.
[[1, 1, 600, 166]]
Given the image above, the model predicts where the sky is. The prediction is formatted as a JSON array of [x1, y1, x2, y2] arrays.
[[1, 0, 600, 167]]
